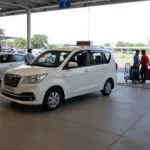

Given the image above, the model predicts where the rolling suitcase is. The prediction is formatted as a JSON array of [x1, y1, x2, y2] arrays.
[[131, 66, 140, 82]]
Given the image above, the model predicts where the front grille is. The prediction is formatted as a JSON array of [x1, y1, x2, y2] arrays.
[[4, 73, 21, 87]]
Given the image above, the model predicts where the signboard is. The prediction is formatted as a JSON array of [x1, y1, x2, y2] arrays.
[[59, 0, 71, 9], [77, 41, 93, 46]]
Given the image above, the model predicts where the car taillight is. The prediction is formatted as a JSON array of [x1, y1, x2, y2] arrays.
[[116, 63, 118, 71]]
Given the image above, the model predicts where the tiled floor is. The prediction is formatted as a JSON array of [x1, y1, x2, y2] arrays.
[[0, 85, 150, 150]]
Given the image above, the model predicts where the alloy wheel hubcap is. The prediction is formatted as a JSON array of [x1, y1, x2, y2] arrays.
[[105, 82, 112, 93], [48, 92, 60, 108]]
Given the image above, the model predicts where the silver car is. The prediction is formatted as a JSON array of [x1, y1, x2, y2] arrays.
[[0, 53, 25, 79]]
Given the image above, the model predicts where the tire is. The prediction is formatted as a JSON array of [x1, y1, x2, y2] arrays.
[[43, 88, 63, 110], [101, 79, 112, 96]]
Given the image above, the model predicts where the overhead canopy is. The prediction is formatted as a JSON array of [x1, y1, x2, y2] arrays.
[[0, 0, 146, 17], [0, 35, 16, 40]]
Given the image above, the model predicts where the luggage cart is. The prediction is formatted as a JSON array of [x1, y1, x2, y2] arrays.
[[124, 63, 140, 83]]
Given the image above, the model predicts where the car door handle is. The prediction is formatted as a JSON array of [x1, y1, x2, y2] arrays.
[[84, 69, 89, 72], [61, 74, 66, 78]]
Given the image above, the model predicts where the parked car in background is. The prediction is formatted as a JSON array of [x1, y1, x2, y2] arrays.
[[17, 51, 25, 54], [32, 49, 44, 57], [0, 53, 25, 79]]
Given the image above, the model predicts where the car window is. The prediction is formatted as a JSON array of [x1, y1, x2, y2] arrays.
[[13, 54, 25, 62], [31, 51, 70, 68], [68, 51, 88, 68], [59, 52, 69, 63], [103, 52, 111, 64], [90, 52, 103, 65], [0, 55, 12, 63]]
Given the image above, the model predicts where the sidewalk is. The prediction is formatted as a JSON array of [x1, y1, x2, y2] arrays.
[[117, 72, 150, 89]]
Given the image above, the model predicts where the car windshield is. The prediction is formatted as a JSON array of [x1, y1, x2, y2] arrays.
[[31, 50, 70, 68]]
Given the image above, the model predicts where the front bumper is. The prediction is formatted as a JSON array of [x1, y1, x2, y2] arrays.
[[1, 80, 45, 105], [1, 92, 39, 105], [2, 91, 35, 101]]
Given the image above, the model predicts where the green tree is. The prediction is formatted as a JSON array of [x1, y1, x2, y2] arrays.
[[47, 44, 58, 49], [125, 42, 134, 47], [116, 41, 125, 47], [32, 34, 48, 49], [0, 28, 5, 35], [63, 44, 69, 47], [15, 37, 26, 49], [104, 43, 111, 47], [134, 43, 147, 47], [8, 41, 14, 47]]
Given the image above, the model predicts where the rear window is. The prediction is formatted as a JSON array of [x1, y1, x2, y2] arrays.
[[103, 52, 111, 64], [13, 54, 24, 62]]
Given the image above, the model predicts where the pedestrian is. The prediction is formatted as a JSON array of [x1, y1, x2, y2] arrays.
[[140, 50, 149, 83], [132, 50, 140, 82], [25, 48, 35, 65], [133, 50, 140, 67]]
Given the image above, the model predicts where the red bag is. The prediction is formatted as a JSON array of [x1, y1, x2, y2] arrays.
[[146, 69, 150, 80]]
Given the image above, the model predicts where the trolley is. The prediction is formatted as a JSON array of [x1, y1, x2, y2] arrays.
[[124, 63, 140, 83]]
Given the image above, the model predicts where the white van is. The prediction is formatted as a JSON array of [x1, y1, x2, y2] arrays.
[[1, 47, 117, 110]]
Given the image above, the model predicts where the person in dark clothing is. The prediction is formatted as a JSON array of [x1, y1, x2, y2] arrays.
[[25, 49, 35, 65], [133, 50, 140, 67], [132, 50, 140, 82], [140, 50, 149, 83]]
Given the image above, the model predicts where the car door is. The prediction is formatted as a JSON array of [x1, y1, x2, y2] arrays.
[[88, 50, 106, 90], [0, 54, 13, 79], [102, 51, 114, 81], [61, 50, 91, 98], [102, 51, 112, 74], [11, 54, 25, 67]]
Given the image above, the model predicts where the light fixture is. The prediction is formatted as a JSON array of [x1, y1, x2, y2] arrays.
[[0, 8, 2, 10]]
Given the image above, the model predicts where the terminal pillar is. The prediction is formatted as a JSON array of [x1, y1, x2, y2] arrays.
[[13, 39, 16, 48], [27, 9, 31, 49], [87, 8, 91, 41], [5, 39, 7, 52]]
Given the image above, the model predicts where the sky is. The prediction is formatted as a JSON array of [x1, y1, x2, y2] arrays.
[[0, 1, 150, 45]]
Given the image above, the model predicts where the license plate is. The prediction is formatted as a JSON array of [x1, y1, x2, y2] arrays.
[[4, 86, 14, 93]]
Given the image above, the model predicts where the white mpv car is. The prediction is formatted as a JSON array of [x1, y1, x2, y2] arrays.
[[1, 47, 117, 110]]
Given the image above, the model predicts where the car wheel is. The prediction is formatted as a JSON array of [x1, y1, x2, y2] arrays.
[[101, 79, 112, 96], [43, 88, 63, 110]]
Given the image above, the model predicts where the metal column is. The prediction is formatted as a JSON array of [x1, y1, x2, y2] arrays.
[[27, 9, 31, 49], [87, 8, 91, 41], [5, 39, 7, 52]]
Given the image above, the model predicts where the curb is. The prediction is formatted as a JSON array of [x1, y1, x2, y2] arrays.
[[117, 83, 150, 89]]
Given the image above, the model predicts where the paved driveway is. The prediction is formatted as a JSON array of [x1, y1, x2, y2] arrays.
[[0, 85, 150, 150]]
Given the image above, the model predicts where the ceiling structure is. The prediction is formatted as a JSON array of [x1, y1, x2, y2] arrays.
[[0, 35, 16, 40], [0, 0, 146, 17]]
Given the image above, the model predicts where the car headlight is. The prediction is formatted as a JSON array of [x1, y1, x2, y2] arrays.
[[22, 74, 47, 84]]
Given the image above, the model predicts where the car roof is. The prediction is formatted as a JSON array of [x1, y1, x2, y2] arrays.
[[0, 52, 24, 55], [50, 47, 112, 53]]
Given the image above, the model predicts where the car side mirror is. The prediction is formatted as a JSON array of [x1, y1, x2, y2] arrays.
[[68, 62, 78, 68]]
